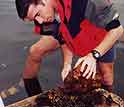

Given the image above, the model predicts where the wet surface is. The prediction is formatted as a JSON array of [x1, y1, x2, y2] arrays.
[[0, 0, 124, 106]]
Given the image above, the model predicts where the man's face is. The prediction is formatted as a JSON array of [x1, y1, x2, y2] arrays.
[[25, 0, 56, 24]]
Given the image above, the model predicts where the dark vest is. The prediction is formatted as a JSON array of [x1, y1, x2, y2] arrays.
[[68, 0, 88, 37]]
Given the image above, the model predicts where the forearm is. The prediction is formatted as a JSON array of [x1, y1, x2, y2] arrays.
[[95, 25, 124, 56], [61, 44, 73, 66]]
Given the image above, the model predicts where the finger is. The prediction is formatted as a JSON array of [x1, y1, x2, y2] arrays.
[[86, 70, 93, 79], [61, 69, 70, 81], [92, 65, 96, 79], [86, 64, 95, 79], [61, 72, 66, 81], [74, 57, 84, 69], [61, 71, 67, 81], [82, 63, 90, 76]]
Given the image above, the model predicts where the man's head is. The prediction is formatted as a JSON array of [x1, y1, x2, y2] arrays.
[[15, 0, 56, 23]]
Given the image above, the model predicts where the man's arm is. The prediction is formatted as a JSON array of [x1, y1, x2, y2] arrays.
[[75, 25, 124, 79], [94, 25, 124, 56]]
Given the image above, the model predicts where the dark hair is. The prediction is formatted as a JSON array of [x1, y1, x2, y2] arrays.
[[15, 0, 41, 19]]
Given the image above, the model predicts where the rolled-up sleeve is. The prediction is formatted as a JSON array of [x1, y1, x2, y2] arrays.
[[85, 0, 119, 28]]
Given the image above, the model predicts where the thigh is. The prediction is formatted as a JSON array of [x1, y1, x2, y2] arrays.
[[98, 62, 114, 85], [32, 35, 60, 54], [98, 47, 115, 79], [98, 62, 114, 73], [98, 46, 115, 63]]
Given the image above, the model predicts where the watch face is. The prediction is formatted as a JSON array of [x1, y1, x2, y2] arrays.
[[92, 50, 101, 60], [95, 53, 100, 58]]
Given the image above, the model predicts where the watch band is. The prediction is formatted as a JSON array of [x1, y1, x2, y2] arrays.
[[91, 50, 101, 60]]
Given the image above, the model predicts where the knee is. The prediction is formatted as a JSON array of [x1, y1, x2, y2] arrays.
[[99, 63, 113, 74], [28, 45, 46, 62], [99, 63, 114, 85]]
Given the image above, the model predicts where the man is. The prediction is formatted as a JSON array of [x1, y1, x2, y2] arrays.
[[15, 0, 73, 97], [15, 0, 123, 97]]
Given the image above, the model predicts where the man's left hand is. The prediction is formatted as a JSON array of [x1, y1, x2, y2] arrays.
[[74, 53, 97, 79], [61, 64, 72, 81]]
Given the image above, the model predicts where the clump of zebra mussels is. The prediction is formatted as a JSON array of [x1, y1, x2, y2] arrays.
[[35, 62, 123, 107]]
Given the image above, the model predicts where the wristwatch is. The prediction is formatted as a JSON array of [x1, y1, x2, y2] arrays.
[[91, 50, 101, 60]]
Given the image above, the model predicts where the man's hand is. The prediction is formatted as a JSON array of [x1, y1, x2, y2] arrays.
[[74, 53, 96, 79], [61, 64, 72, 81], [61, 44, 73, 81]]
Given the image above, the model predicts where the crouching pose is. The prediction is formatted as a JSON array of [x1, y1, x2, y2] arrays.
[[15, 0, 123, 97]]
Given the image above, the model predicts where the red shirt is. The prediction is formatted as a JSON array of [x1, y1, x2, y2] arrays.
[[57, 0, 107, 56], [34, 0, 111, 56]]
